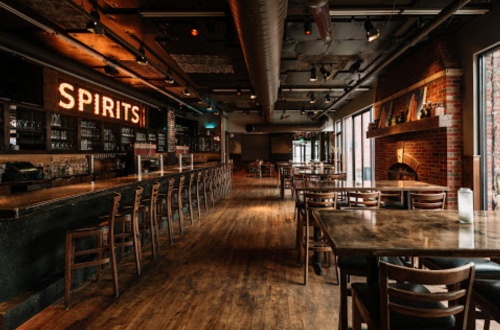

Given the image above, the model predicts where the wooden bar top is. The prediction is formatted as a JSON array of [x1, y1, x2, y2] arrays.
[[314, 210, 500, 258], [294, 180, 449, 192], [0, 162, 220, 220]]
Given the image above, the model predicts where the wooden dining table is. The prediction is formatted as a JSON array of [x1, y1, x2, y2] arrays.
[[313, 209, 500, 330]]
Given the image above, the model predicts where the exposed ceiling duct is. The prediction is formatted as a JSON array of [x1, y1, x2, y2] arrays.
[[307, 0, 333, 42], [228, 0, 288, 123], [246, 115, 329, 133]]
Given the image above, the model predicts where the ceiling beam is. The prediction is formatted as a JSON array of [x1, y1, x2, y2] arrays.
[[140, 11, 226, 18], [287, 7, 488, 16]]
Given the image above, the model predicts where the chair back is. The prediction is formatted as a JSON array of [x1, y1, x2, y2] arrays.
[[324, 173, 346, 182], [108, 192, 122, 236], [379, 261, 475, 330], [410, 193, 446, 210], [132, 186, 144, 222], [178, 176, 185, 196], [347, 191, 381, 209], [381, 191, 403, 203], [304, 191, 337, 226]]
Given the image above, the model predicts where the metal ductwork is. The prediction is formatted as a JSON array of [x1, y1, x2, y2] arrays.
[[228, 0, 288, 123], [305, 0, 329, 8], [245, 115, 329, 133]]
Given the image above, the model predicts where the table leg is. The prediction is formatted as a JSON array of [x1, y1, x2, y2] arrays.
[[313, 227, 324, 276], [404, 191, 411, 209], [366, 256, 380, 284]]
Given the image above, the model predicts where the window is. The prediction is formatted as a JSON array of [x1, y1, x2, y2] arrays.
[[344, 107, 374, 181], [480, 45, 500, 210], [292, 140, 319, 163], [335, 120, 341, 149]]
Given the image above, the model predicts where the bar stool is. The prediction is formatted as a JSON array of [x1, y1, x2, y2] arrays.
[[190, 172, 203, 220], [157, 178, 175, 245], [204, 169, 215, 208], [197, 171, 209, 213], [64, 193, 121, 309], [171, 176, 193, 234], [211, 168, 220, 204], [134, 182, 160, 259]]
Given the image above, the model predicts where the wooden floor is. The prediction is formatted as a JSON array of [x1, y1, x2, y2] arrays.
[[19, 173, 499, 330]]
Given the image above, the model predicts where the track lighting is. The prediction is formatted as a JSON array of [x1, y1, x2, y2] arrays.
[[104, 65, 119, 76], [214, 110, 219, 115], [301, 106, 306, 117], [207, 105, 213, 111], [313, 107, 318, 115], [310, 66, 317, 82], [364, 18, 380, 42], [349, 59, 363, 74], [165, 76, 174, 84], [136, 46, 148, 66], [309, 93, 316, 104], [243, 110, 248, 115], [344, 86, 350, 93], [183, 88, 191, 96], [86, 8, 104, 35], [237, 86, 241, 96], [250, 88, 257, 99], [304, 17, 312, 35], [325, 94, 331, 104], [320, 66, 332, 80], [190, 21, 200, 36]]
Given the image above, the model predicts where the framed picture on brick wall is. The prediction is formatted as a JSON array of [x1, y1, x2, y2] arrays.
[[378, 101, 393, 128], [406, 87, 427, 122]]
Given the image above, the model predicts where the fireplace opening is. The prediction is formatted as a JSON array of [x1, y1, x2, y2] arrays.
[[388, 163, 418, 181]]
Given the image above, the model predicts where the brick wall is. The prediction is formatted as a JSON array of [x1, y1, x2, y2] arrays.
[[373, 37, 463, 208]]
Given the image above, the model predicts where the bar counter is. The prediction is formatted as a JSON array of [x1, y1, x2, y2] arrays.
[[0, 162, 221, 330], [0, 162, 220, 219]]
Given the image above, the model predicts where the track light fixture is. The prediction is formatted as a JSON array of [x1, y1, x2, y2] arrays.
[[136, 46, 148, 66], [364, 18, 380, 42], [304, 17, 312, 35], [349, 59, 363, 74], [86, 8, 104, 35], [250, 88, 257, 99], [183, 88, 191, 96], [325, 94, 331, 104], [301, 106, 306, 117], [104, 65, 119, 76], [310, 66, 317, 82], [237, 86, 241, 96], [214, 110, 219, 115], [320, 65, 332, 80], [207, 105, 213, 111], [243, 110, 248, 116], [344, 86, 350, 93], [309, 93, 316, 104], [313, 107, 318, 115], [165, 76, 174, 84]]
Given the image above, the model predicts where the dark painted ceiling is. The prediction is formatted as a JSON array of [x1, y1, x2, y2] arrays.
[[0, 0, 497, 118]]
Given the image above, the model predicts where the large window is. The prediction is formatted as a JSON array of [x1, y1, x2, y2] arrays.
[[480, 45, 500, 210], [344, 107, 374, 181], [293, 140, 320, 163]]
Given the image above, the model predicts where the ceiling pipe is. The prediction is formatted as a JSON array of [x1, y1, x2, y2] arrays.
[[308, 2, 333, 42], [313, 0, 471, 120], [213, 87, 370, 93], [246, 115, 329, 133], [228, 0, 288, 123]]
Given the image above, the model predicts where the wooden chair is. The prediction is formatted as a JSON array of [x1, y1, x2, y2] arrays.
[[280, 166, 295, 199], [410, 192, 446, 209], [64, 193, 121, 309], [137, 182, 161, 259], [352, 261, 475, 330], [300, 191, 336, 285], [469, 279, 500, 330], [190, 172, 202, 220], [157, 178, 175, 245], [171, 176, 192, 234], [343, 191, 381, 209], [204, 169, 215, 207]]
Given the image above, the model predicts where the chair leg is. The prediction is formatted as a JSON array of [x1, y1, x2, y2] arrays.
[[304, 246, 309, 286], [177, 195, 184, 235], [109, 240, 120, 298], [188, 193, 194, 225], [132, 214, 142, 275], [340, 271, 349, 330], [96, 233, 102, 280], [64, 234, 73, 310], [149, 211, 157, 259]]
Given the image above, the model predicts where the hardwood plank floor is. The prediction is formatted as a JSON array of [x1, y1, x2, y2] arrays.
[[18, 172, 499, 330]]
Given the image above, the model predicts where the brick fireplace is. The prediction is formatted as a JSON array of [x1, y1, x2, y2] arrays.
[[373, 37, 463, 208]]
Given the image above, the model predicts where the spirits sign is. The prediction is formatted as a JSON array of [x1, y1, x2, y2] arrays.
[[58, 81, 144, 126]]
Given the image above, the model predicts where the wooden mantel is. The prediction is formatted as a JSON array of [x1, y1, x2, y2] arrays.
[[366, 115, 452, 139]]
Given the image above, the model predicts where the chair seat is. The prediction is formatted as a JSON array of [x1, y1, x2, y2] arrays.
[[68, 221, 108, 233], [338, 256, 403, 271], [352, 282, 455, 330], [425, 258, 500, 276], [473, 279, 500, 307], [380, 200, 406, 209]]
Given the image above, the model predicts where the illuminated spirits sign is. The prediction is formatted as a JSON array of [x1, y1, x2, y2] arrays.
[[58, 82, 143, 125]]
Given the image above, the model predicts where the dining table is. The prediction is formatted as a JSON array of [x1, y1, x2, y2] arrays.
[[312, 209, 500, 330]]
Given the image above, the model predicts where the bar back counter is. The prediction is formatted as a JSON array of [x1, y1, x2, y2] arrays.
[[0, 162, 220, 329]]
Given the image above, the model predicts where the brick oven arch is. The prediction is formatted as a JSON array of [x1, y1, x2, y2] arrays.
[[388, 154, 420, 173]]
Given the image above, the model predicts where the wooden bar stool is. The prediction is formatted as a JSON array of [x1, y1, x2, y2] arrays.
[[135, 182, 160, 259], [157, 178, 175, 245], [197, 171, 209, 212], [204, 169, 215, 208], [64, 193, 121, 309], [190, 172, 203, 220], [171, 176, 193, 234]]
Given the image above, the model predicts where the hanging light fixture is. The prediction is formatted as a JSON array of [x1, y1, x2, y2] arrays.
[[304, 17, 312, 35], [86, 8, 104, 35], [136, 46, 148, 66], [301, 106, 306, 117], [190, 21, 200, 37], [364, 18, 380, 42], [243, 110, 248, 115], [183, 88, 191, 96], [250, 88, 257, 99], [320, 65, 332, 80], [207, 105, 213, 111], [165, 76, 174, 84], [313, 107, 318, 115], [309, 93, 316, 104], [237, 86, 241, 96], [349, 59, 363, 74], [325, 94, 331, 104], [310, 66, 317, 82]]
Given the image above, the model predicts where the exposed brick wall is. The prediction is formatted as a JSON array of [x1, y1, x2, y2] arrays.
[[373, 37, 463, 208]]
